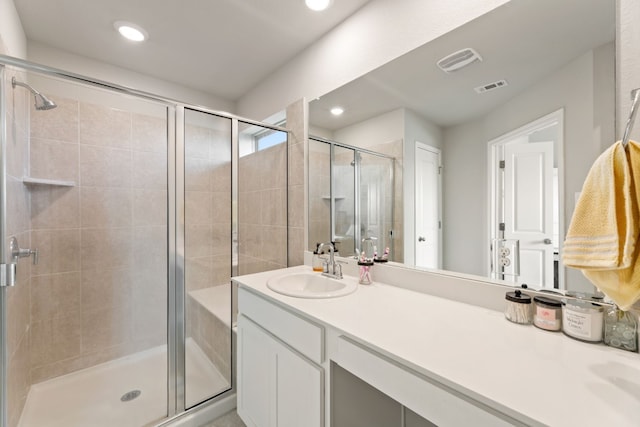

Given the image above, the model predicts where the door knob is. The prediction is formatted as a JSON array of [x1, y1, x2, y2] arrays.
[[418, 236, 426, 242], [543, 238, 552, 245]]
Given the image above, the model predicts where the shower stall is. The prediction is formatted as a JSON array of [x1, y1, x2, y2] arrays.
[[308, 136, 396, 261], [0, 56, 288, 427]]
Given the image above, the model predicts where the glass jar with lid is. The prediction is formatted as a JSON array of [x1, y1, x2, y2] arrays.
[[562, 294, 604, 342], [604, 305, 637, 352], [533, 296, 562, 331], [504, 290, 532, 324]]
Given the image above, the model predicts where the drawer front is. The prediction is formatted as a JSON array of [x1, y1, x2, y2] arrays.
[[238, 287, 324, 364], [334, 336, 523, 427]]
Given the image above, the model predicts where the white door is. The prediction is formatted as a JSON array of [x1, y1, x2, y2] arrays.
[[503, 141, 554, 287], [415, 143, 441, 269]]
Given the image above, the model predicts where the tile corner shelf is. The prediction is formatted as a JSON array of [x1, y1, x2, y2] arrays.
[[22, 177, 76, 187]]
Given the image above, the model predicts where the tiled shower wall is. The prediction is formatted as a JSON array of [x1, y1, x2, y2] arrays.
[[26, 95, 168, 384], [184, 117, 232, 386], [238, 142, 288, 275]]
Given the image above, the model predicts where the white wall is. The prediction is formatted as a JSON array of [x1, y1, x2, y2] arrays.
[[237, 0, 510, 121], [442, 45, 614, 292], [26, 42, 235, 112], [333, 108, 404, 147], [0, 0, 26, 57]]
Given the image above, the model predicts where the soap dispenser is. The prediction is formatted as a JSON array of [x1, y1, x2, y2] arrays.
[[312, 243, 324, 272]]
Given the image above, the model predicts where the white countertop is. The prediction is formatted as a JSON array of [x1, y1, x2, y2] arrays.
[[234, 265, 640, 426]]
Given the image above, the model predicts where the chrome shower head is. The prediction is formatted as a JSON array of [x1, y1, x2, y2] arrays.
[[11, 77, 57, 110]]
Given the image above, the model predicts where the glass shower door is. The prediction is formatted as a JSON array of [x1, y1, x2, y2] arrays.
[[333, 146, 356, 256], [1, 67, 171, 427], [359, 152, 394, 259], [183, 108, 232, 409]]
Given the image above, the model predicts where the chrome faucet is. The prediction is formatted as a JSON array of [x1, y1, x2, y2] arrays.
[[318, 242, 343, 279]]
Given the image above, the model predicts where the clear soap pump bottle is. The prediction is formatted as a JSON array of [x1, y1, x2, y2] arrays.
[[312, 243, 324, 272]]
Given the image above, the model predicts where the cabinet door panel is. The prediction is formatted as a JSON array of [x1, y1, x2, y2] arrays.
[[238, 315, 276, 427], [276, 343, 323, 427]]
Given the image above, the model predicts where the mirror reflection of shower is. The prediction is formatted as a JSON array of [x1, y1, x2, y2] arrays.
[[308, 137, 396, 260], [11, 76, 57, 110]]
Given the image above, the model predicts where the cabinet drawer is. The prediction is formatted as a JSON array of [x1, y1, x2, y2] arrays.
[[238, 287, 324, 364], [334, 336, 521, 427]]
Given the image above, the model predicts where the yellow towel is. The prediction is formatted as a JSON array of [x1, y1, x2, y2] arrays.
[[563, 140, 640, 310]]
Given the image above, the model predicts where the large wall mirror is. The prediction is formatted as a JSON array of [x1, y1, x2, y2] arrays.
[[307, 0, 615, 293]]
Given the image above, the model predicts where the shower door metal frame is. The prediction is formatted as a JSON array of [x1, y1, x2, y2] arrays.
[[0, 63, 9, 427], [0, 54, 289, 427]]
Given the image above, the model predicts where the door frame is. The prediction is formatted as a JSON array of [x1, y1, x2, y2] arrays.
[[487, 109, 565, 288], [414, 142, 443, 269]]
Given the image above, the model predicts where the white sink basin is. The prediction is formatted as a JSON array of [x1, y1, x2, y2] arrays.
[[267, 272, 358, 298]]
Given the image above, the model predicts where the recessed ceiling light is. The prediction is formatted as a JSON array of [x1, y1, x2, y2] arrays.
[[330, 107, 344, 116], [306, 0, 332, 11], [114, 21, 148, 42]]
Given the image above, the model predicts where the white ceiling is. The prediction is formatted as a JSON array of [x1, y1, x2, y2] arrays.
[[309, 0, 616, 130], [14, 0, 371, 101]]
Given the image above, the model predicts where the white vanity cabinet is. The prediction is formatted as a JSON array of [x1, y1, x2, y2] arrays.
[[237, 288, 324, 427]]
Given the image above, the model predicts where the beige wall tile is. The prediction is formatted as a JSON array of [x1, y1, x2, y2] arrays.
[[186, 156, 213, 191], [211, 253, 231, 286], [80, 145, 132, 188], [133, 226, 167, 271], [6, 176, 30, 237], [289, 142, 304, 187], [261, 188, 287, 227], [5, 278, 29, 360], [261, 226, 287, 265], [80, 187, 133, 228], [185, 124, 212, 159], [288, 184, 305, 229], [288, 227, 305, 266], [186, 191, 213, 225], [133, 189, 167, 226], [30, 314, 81, 368], [186, 224, 213, 258], [7, 332, 30, 427], [210, 163, 231, 192], [30, 96, 79, 143], [133, 150, 167, 190], [81, 227, 133, 270], [185, 257, 213, 292], [31, 229, 81, 275], [30, 138, 79, 182], [211, 191, 231, 224], [211, 223, 231, 256], [81, 268, 133, 313], [30, 186, 80, 230], [80, 103, 132, 149], [132, 272, 167, 344], [132, 113, 167, 153], [31, 272, 81, 322], [238, 223, 261, 259], [238, 191, 260, 225], [81, 305, 133, 353]]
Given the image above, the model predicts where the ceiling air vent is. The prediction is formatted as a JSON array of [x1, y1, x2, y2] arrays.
[[474, 79, 508, 94], [436, 48, 482, 73]]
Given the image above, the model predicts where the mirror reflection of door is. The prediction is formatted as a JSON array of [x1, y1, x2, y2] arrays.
[[489, 110, 562, 289], [415, 143, 442, 269]]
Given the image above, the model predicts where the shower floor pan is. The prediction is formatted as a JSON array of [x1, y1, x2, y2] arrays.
[[18, 339, 229, 427]]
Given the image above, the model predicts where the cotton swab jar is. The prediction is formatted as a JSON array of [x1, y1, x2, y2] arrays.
[[504, 290, 532, 324]]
